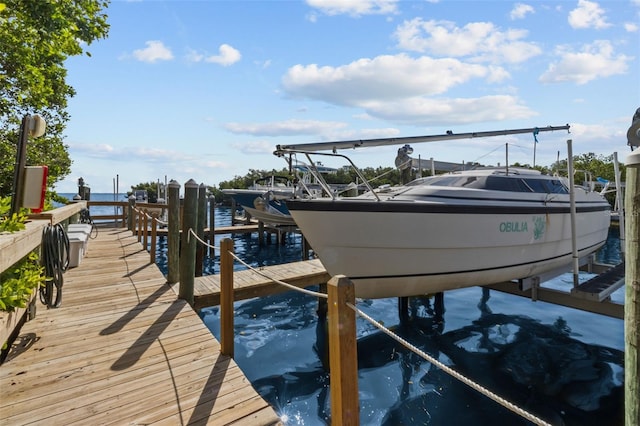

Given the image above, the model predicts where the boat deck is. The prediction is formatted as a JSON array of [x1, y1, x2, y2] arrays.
[[0, 225, 281, 425]]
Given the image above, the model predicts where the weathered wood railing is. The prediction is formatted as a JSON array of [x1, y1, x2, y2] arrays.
[[1, 202, 86, 350]]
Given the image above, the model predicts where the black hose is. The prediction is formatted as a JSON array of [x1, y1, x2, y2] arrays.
[[40, 224, 69, 308]]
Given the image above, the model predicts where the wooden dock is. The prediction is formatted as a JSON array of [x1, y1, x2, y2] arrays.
[[188, 259, 331, 310], [0, 224, 281, 426]]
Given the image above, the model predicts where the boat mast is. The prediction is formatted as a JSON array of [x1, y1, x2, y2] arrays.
[[275, 125, 570, 154]]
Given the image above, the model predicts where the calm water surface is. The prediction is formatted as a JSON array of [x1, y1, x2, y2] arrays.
[[79, 194, 625, 426]]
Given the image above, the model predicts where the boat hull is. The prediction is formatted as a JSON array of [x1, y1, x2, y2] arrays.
[[287, 200, 611, 298]]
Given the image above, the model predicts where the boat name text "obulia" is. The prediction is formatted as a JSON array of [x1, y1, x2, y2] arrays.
[[499, 221, 528, 232], [499, 216, 546, 240]]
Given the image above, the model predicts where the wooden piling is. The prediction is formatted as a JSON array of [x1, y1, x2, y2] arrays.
[[136, 208, 143, 243], [258, 221, 265, 246], [625, 166, 640, 426], [208, 195, 216, 257], [179, 179, 198, 306], [150, 216, 157, 263], [327, 275, 359, 425], [195, 183, 206, 277], [167, 180, 181, 285], [220, 238, 234, 357], [142, 211, 149, 249], [127, 195, 135, 231]]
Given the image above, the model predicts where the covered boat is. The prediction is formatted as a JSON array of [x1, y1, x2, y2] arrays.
[[274, 125, 612, 299]]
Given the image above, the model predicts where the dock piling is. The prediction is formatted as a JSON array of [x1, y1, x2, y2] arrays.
[[328, 275, 359, 426], [625, 164, 640, 426], [167, 180, 181, 284], [179, 179, 198, 306], [220, 238, 235, 357]]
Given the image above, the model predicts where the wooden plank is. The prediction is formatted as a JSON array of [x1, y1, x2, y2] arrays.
[[0, 219, 47, 272], [27, 201, 86, 224], [193, 259, 331, 310]]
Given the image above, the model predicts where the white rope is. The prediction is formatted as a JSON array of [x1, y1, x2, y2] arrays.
[[186, 228, 327, 299], [348, 303, 553, 426], [230, 252, 327, 299], [187, 228, 220, 250]]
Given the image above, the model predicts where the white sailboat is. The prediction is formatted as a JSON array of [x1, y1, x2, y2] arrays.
[[274, 125, 612, 299]]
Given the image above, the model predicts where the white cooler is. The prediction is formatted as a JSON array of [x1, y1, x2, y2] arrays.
[[67, 233, 85, 268]]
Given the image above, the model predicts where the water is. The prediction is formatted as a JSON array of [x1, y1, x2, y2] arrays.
[[68, 194, 626, 425]]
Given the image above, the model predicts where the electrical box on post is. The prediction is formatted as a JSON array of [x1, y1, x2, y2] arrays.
[[21, 165, 48, 213]]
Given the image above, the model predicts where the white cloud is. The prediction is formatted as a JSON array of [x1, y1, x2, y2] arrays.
[[394, 18, 541, 64], [282, 54, 505, 106], [306, 0, 398, 16], [187, 44, 241, 66], [229, 140, 277, 155], [624, 22, 639, 32], [539, 40, 631, 85], [279, 53, 535, 126], [132, 40, 174, 63], [205, 44, 242, 66], [510, 3, 534, 20], [358, 95, 536, 126], [225, 119, 348, 136], [568, 0, 611, 29]]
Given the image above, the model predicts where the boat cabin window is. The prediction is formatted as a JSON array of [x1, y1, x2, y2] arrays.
[[418, 174, 569, 194]]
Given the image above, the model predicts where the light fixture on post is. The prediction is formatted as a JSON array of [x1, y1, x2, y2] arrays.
[[10, 114, 47, 216]]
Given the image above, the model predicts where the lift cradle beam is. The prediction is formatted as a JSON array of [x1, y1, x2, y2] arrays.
[[275, 124, 570, 154]]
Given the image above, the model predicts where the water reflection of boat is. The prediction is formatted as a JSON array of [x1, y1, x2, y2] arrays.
[[275, 125, 612, 299]]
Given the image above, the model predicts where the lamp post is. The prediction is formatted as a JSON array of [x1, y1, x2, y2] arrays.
[[624, 107, 640, 426], [10, 114, 46, 216]]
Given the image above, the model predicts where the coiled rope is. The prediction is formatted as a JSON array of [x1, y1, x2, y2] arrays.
[[40, 224, 69, 308]]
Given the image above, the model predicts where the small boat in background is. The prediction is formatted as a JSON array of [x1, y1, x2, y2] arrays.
[[222, 175, 301, 226], [221, 164, 349, 227]]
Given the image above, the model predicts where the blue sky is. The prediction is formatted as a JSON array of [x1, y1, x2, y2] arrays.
[[56, 0, 639, 193]]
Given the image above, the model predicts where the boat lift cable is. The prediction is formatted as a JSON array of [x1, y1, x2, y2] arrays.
[[349, 303, 553, 426], [40, 223, 69, 308]]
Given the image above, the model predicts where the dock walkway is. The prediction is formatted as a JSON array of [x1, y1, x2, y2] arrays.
[[0, 225, 281, 426]]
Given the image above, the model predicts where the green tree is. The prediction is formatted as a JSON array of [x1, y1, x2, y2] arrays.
[[129, 182, 160, 203], [0, 0, 110, 197]]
